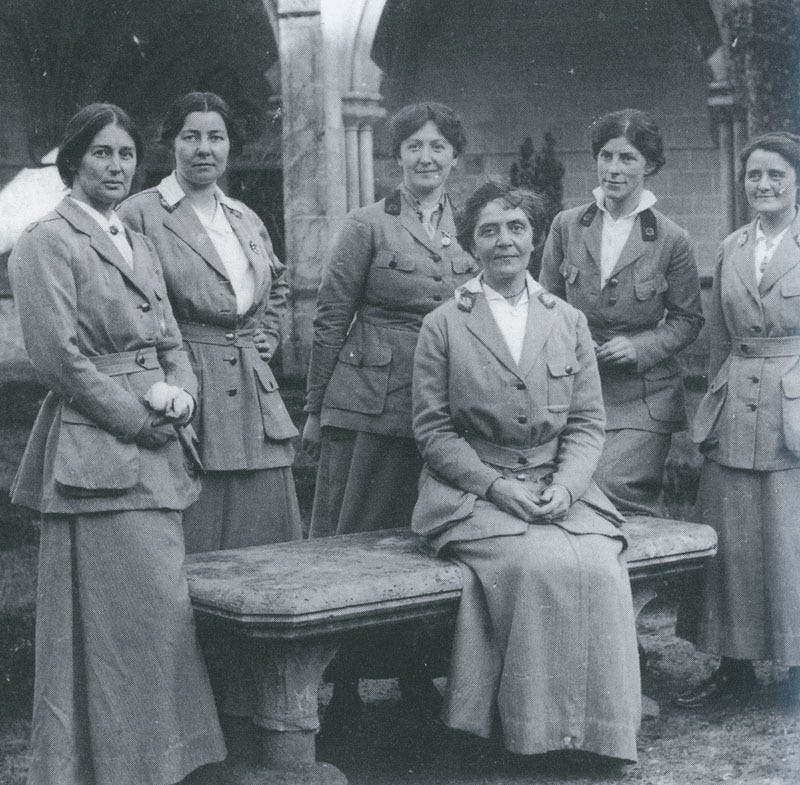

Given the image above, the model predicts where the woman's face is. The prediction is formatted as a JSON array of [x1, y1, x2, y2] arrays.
[[744, 148, 798, 219], [70, 122, 136, 214], [397, 120, 457, 199], [473, 200, 533, 289], [173, 111, 230, 189], [596, 136, 650, 212]]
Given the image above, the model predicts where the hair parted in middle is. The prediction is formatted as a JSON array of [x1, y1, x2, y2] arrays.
[[388, 102, 467, 159], [159, 91, 244, 158], [456, 179, 548, 256], [589, 108, 666, 176]]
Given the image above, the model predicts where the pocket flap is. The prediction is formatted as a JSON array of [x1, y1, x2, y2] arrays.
[[337, 344, 392, 367], [253, 360, 280, 392], [781, 277, 800, 297], [547, 358, 580, 377], [634, 277, 667, 300], [643, 362, 676, 381], [375, 251, 416, 272], [782, 373, 800, 399]]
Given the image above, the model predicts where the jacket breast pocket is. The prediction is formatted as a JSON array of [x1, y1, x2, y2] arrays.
[[781, 372, 800, 452], [374, 251, 416, 272], [324, 343, 393, 415], [546, 358, 579, 411], [634, 276, 668, 301], [253, 363, 300, 440], [54, 405, 139, 496], [690, 370, 728, 448]]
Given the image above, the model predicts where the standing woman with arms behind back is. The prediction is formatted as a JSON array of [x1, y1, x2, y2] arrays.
[[676, 132, 800, 707], [9, 103, 225, 785], [119, 91, 302, 553], [540, 109, 703, 516]]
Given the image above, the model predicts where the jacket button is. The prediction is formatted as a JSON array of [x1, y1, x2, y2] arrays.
[[136, 353, 147, 366], [740, 343, 750, 353], [515, 474, 527, 481], [515, 381, 526, 390], [752, 325, 762, 333], [226, 356, 238, 365], [388, 260, 397, 269], [431, 253, 442, 262], [433, 295, 442, 302], [747, 402, 757, 411], [139, 303, 151, 312], [433, 275, 442, 282], [564, 365, 573, 374], [608, 297, 617, 305], [225, 332, 235, 341], [517, 415, 528, 424], [749, 375, 759, 383], [227, 389, 238, 397], [517, 456, 527, 465], [608, 278, 618, 287]]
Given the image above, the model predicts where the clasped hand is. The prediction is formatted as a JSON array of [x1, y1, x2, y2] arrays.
[[595, 336, 637, 366], [487, 478, 571, 523]]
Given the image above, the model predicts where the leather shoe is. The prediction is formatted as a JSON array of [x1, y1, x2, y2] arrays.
[[675, 663, 755, 708]]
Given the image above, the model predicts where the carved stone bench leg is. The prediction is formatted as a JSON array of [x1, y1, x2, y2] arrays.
[[632, 583, 662, 719]]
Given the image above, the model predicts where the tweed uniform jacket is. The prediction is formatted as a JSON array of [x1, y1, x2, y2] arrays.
[[411, 276, 621, 544], [692, 212, 800, 470], [119, 177, 297, 471], [9, 198, 200, 514], [540, 203, 703, 432], [305, 189, 480, 437]]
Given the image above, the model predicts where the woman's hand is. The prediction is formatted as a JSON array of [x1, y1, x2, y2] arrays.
[[253, 329, 275, 362], [302, 413, 322, 460], [530, 483, 572, 523], [487, 478, 548, 522], [135, 412, 178, 448], [595, 336, 637, 366]]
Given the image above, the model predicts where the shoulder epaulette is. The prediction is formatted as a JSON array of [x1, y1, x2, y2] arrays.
[[384, 189, 402, 216], [580, 203, 598, 226], [538, 290, 557, 309], [455, 288, 478, 312], [640, 209, 657, 241]]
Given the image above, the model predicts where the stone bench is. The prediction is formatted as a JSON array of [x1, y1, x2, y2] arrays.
[[185, 515, 717, 785]]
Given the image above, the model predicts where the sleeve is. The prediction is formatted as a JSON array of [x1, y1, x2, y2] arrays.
[[628, 229, 705, 371], [551, 310, 607, 502], [304, 215, 375, 414], [412, 311, 502, 497], [254, 210, 289, 358], [8, 225, 150, 441], [116, 196, 145, 234], [704, 245, 731, 381], [539, 211, 568, 299]]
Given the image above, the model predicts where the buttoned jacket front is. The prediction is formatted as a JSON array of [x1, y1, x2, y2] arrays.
[[119, 179, 297, 471], [540, 203, 703, 431], [9, 198, 200, 514], [411, 279, 620, 543], [305, 189, 481, 437], [692, 212, 800, 470]]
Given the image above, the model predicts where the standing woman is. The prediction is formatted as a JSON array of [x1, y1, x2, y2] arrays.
[[677, 132, 800, 706], [540, 109, 703, 516], [302, 102, 479, 536], [119, 91, 301, 553], [9, 104, 225, 785]]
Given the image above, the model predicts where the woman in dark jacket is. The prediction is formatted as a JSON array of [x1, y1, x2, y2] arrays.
[[119, 91, 301, 554], [540, 109, 703, 516], [9, 103, 225, 785]]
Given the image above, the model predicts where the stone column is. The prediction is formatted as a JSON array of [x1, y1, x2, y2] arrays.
[[708, 80, 740, 236], [276, 0, 329, 380], [341, 93, 385, 210]]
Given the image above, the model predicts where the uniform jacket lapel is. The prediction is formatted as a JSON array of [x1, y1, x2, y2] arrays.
[[517, 292, 556, 379], [398, 195, 439, 253], [163, 199, 230, 282], [581, 209, 603, 270], [55, 199, 151, 297], [758, 212, 800, 296], [609, 217, 648, 277], [730, 219, 762, 304], [224, 203, 267, 295], [464, 292, 522, 378]]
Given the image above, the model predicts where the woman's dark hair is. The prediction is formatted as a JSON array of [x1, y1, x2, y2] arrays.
[[457, 179, 548, 256], [56, 103, 143, 187], [159, 91, 244, 158], [590, 109, 666, 176], [388, 102, 467, 159], [739, 131, 800, 183]]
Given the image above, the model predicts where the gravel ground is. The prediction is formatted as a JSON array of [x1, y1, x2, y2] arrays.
[[2, 602, 798, 785]]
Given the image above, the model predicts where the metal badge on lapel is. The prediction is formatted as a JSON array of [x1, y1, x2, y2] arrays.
[[441, 232, 452, 247], [249, 240, 260, 253], [738, 231, 749, 246]]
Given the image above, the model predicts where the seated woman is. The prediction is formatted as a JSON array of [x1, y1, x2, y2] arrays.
[[411, 180, 641, 762]]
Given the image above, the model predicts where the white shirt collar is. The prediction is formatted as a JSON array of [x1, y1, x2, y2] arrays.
[[157, 171, 241, 214], [592, 187, 657, 219], [459, 271, 542, 297], [69, 196, 127, 234], [755, 218, 791, 247]]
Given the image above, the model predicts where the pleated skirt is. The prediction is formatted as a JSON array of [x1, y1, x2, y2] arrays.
[[308, 428, 423, 538], [182, 467, 302, 554], [444, 524, 641, 762], [682, 460, 800, 664], [28, 511, 226, 785]]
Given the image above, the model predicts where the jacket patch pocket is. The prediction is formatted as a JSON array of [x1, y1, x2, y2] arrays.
[[634, 276, 668, 301], [643, 361, 684, 423], [253, 364, 300, 440], [781, 372, 800, 452], [324, 344, 393, 415], [546, 358, 579, 411], [375, 251, 416, 272], [690, 368, 728, 447], [54, 405, 139, 496], [781, 277, 800, 297]]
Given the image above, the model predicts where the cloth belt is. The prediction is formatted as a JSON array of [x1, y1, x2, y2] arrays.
[[732, 335, 800, 358], [90, 347, 160, 376], [178, 322, 255, 347], [465, 435, 559, 469]]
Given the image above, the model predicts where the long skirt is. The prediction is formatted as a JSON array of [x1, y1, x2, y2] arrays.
[[594, 428, 671, 517], [444, 526, 641, 761], [182, 467, 302, 553], [308, 427, 423, 538], [679, 460, 800, 664], [28, 511, 226, 785]]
